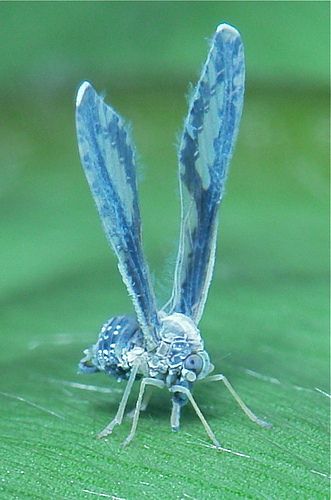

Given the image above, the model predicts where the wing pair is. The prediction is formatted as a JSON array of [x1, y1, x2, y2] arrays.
[[75, 23, 245, 351]]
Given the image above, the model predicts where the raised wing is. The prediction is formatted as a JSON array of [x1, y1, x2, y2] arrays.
[[76, 82, 160, 351], [166, 24, 245, 323]]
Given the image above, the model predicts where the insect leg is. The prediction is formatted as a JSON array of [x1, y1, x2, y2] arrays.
[[170, 385, 221, 449], [122, 378, 165, 447], [203, 374, 272, 428], [126, 385, 153, 419], [97, 361, 140, 439], [170, 401, 181, 431]]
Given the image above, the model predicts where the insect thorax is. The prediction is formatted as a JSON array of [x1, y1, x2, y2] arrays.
[[79, 312, 213, 385]]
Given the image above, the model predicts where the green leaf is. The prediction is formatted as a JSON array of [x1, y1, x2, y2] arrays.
[[0, 86, 329, 499]]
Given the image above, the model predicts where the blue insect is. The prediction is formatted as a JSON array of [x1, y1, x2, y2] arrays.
[[75, 23, 270, 448]]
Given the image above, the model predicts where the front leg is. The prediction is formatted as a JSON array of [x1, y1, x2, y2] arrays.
[[170, 385, 221, 449], [203, 374, 272, 428], [170, 401, 182, 432]]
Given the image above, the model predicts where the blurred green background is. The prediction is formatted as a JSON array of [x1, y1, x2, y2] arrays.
[[0, 2, 329, 499]]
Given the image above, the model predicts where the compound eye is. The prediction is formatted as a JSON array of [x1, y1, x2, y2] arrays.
[[184, 354, 203, 375]]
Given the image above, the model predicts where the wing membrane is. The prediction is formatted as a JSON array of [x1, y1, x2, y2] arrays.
[[167, 24, 245, 323], [76, 82, 159, 350]]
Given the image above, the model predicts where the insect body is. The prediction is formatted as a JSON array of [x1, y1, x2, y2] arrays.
[[79, 315, 143, 379], [76, 23, 270, 448]]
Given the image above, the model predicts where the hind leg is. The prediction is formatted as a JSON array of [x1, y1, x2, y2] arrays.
[[126, 385, 153, 419], [97, 361, 140, 439], [122, 378, 165, 447]]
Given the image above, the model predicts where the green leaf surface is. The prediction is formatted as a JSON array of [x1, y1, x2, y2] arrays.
[[0, 3, 329, 497], [1, 85, 329, 499]]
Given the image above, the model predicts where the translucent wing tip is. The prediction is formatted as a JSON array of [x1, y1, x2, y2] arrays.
[[216, 22, 240, 37], [76, 81, 94, 108]]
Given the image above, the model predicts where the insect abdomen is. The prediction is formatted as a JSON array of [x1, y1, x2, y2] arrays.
[[79, 315, 143, 379]]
